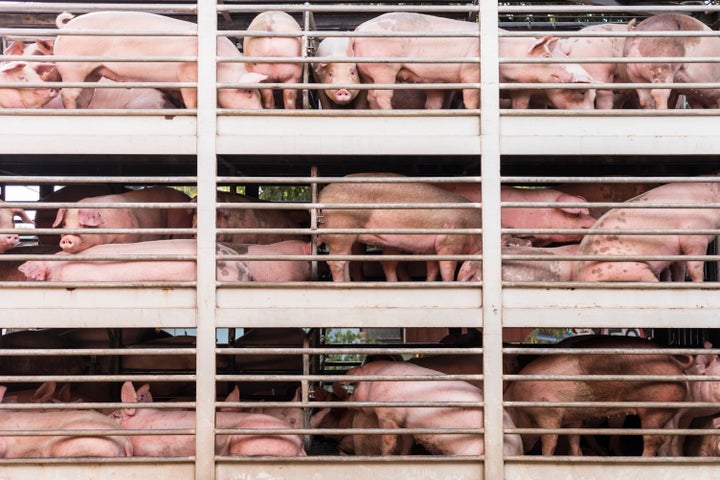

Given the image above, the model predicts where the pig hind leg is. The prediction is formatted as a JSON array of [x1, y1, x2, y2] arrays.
[[363, 65, 401, 110], [323, 234, 358, 281]]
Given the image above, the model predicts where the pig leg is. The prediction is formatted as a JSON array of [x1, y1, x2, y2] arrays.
[[260, 88, 276, 109], [364, 67, 400, 110], [282, 89, 297, 110], [177, 63, 198, 108], [461, 88, 479, 110], [324, 235, 357, 281], [424, 90, 445, 109], [683, 239, 712, 282], [650, 89, 671, 110]]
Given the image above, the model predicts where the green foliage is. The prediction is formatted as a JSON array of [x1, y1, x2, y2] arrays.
[[322, 328, 377, 370], [259, 185, 310, 202]]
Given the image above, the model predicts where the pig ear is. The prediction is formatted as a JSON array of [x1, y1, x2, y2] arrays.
[[0, 385, 6, 402], [5, 41, 25, 56], [56, 383, 74, 403], [35, 39, 54, 55], [314, 63, 328, 75], [12, 208, 34, 225], [241, 72, 269, 84], [52, 209, 66, 228], [121, 381, 137, 403], [136, 384, 153, 403], [0, 61, 28, 74], [557, 194, 589, 215], [224, 385, 239, 403], [78, 209, 104, 227], [35, 64, 60, 82], [32, 381, 57, 402], [527, 35, 554, 55]]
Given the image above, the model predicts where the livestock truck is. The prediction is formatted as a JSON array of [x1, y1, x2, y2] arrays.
[[0, 1, 719, 479]]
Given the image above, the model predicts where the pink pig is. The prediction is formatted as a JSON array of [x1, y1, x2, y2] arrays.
[[111, 382, 305, 457], [573, 181, 720, 282], [243, 11, 303, 109], [338, 361, 523, 456], [6, 39, 174, 109], [624, 13, 720, 109], [53, 11, 266, 109], [0, 60, 57, 108], [659, 343, 720, 456], [312, 37, 365, 109], [504, 336, 692, 456], [0, 385, 132, 458], [438, 183, 596, 246], [318, 173, 482, 282], [18, 239, 253, 282], [557, 23, 633, 109], [204, 191, 310, 245], [219, 240, 312, 281], [0, 203, 33, 253], [53, 186, 193, 253], [458, 243, 579, 282], [350, 12, 594, 110]]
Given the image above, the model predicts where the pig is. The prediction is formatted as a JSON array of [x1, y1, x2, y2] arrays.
[[219, 240, 312, 281], [33, 184, 131, 245], [112, 382, 305, 457], [223, 386, 304, 431], [557, 23, 633, 109], [553, 182, 659, 218], [53, 11, 266, 109], [318, 173, 483, 282], [335, 361, 523, 456], [209, 191, 310, 244], [43, 78, 176, 109], [0, 203, 33, 253], [457, 244, 579, 282], [624, 13, 720, 109], [349, 12, 594, 110], [18, 239, 254, 282], [0, 386, 132, 458], [243, 11, 303, 109], [573, 181, 720, 282], [658, 343, 720, 456], [437, 183, 596, 246], [2, 382, 82, 405], [683, 414, 720, 456], [0, 245, 62, 282], [504, 335, 692, 456], [0, 58, 58, 108], [52, 186, 193, 253], [6, 40, 174, 109], [312, 37, 364, 109]]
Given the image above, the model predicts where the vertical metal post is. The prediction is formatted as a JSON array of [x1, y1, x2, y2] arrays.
[[479, 1, 504, 479], [195, 0, 218, 479]]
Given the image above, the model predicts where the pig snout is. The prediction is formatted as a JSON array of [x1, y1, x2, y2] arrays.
[[59, 235, 83, 253], [0, 233, 20, 252], [331, 88, 356, 104]]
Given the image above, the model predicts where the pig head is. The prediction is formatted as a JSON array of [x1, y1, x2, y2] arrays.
[[0, 204, 33, 253]]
